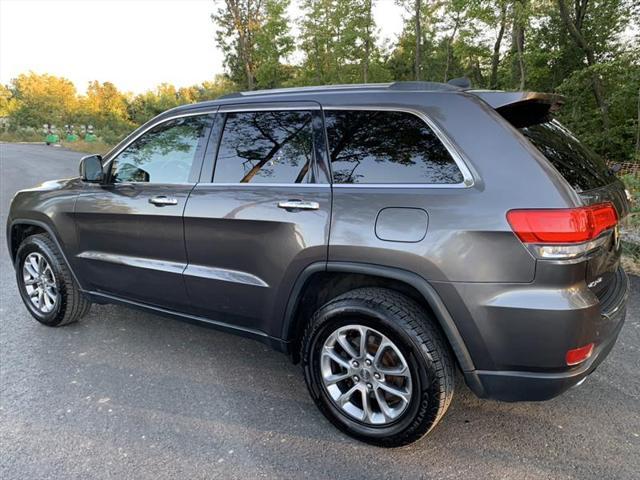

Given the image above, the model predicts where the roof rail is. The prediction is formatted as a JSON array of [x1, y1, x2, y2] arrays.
[[388, 81, 461, 91], [216, 80, 466, 100]]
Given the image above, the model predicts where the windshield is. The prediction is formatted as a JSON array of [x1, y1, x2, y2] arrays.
[[519, 120, 616, 192]]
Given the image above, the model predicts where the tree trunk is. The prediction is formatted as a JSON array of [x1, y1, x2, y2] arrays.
[[225, 0, 255, 90], [636, 86, 640, 154], [557, 0, 609, 130], [443, 13, 460, 83], [415, 0, 422, 81], [510, 0, 526, 90], [490, 3, 507, 89], [363, 0, 372, 83]]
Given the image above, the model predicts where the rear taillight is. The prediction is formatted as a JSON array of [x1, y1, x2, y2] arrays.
[[507, 203, 618, 259]]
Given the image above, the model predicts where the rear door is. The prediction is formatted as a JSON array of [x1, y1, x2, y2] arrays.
[[182, 102, 331, 337], [74, 113, 214, 308]]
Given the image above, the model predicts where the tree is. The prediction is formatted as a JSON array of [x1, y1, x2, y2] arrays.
[[253, 0, 294, 88], [213, 0, 293, 90], [556, 0, 627, 131], [9, 72, 78, 128]]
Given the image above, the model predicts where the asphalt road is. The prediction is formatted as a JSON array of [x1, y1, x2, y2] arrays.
[[1, 143, 639, 480]]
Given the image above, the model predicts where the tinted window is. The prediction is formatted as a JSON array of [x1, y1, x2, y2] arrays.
[[111, 115, 210, 184], [520, 120, 616, 192], [324, 110, 463, 184], [214, 111, 314, 183]]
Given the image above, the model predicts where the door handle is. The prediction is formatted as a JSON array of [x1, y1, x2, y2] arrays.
[[277, 200, 320, 211], [149, 196, 178, 206]]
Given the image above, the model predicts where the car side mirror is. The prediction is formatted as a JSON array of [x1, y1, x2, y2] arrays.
[[79, 154, 104, 183]]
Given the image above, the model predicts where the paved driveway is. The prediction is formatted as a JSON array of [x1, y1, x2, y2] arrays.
[[1, 143, 639, 479]]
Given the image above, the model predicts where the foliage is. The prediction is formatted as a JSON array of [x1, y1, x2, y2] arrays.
[[1, 1, 638, 165]]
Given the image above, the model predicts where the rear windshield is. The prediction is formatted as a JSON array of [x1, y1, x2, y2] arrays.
[[519, 120, 616, 192]]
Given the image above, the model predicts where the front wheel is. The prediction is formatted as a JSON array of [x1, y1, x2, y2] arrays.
[[301, 288, 455, 447], [15, 233, 91, 326]]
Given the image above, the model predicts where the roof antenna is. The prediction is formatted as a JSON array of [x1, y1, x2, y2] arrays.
[[447, 77, 471, 89]]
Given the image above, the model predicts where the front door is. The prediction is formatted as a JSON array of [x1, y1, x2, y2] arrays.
[[74, 113, 214, 309], [183, 104, 331, 337]]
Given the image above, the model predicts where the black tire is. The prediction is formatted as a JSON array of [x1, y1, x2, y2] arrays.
[[15, 233, 91, 326], [301, 287, 455, 447]]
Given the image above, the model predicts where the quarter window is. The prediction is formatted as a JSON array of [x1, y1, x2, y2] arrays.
[[324, 110, 463, 184], [111, 115, 211, 184], [214, 111, 314, 183]]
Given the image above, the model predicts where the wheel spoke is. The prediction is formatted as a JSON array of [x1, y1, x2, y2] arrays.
[[374, 387, 395, 421], [37, 289, 45, 307], [24, 277, 38, 286], [29, 287, 40, 298], [337, 384, 359, 407], [377, 364, 409, 377], [322, 348, 351, 371], [373, 339, 392, 365], [377, 382, 411, 404], [336, 334, 359, 360], [324, 371, 351, 385], [357, 326, 368, 357], [37, 255, 45, 274], [361, 389, 374, 423], [43, 266, 55, 282], [29, 256, 40, 274], [44, 288, 56, 304]]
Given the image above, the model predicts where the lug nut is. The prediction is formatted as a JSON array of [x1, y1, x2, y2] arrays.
[[374, 373, 381, 380], [352, 361, 359, 368], [353, 376, 360, 382], [365, 359, 372, 366], [366, 383, 373, 389]]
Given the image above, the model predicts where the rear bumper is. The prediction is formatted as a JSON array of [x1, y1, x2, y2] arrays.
[[466, 305, 625, 401], [457, 268, 629, 402]]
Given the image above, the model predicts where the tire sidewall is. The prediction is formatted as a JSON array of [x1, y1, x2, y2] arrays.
[[303, 300, 441, 445], [15, 236, 67, 325]]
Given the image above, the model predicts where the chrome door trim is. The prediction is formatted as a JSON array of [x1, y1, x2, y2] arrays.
[[183, 265, 269, 288], [77, 251, 269, 288], [76, 251, 185, 274]]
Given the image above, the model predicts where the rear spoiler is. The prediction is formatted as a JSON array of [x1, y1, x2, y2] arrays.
[[469, 90, 565, 128]]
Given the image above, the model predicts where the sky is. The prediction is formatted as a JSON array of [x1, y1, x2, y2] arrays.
[[0, 0, 405, 94]]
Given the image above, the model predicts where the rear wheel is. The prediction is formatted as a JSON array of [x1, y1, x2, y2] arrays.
[[15, 233, 91, 326], [301, 287, 455, 447]]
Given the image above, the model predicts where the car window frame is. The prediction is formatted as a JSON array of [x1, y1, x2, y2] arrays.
[[202, 101, 330, 186], [103, 110, 217, 186], [321, 106, 475, 188]]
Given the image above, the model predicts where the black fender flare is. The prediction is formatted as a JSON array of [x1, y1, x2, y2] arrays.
[[7, 218, 84, 290], [282, 261, 476, 373]]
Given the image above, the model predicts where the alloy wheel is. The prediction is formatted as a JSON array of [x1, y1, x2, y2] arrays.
[[320, 324, 413, 425], [22, 252, 58, 314]]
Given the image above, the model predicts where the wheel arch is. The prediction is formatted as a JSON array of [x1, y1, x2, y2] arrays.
[[282, 261, 476, 373], [8, 219, 83, 289]]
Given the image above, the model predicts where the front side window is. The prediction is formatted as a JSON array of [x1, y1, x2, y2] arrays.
[[111, 115, 211, 184], [324, 110, 463, 184], [214, 110, 314, 183]]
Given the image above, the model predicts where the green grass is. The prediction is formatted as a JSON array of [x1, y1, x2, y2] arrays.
[[60, 139, 114, 156]]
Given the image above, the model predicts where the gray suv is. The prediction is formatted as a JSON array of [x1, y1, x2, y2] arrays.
[[6, 82, 630, 446]]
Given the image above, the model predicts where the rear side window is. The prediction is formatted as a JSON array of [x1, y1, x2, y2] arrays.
[[324, 110, 463, 184], [520, 120, 616, 192], [214, 110, 313, 183]]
